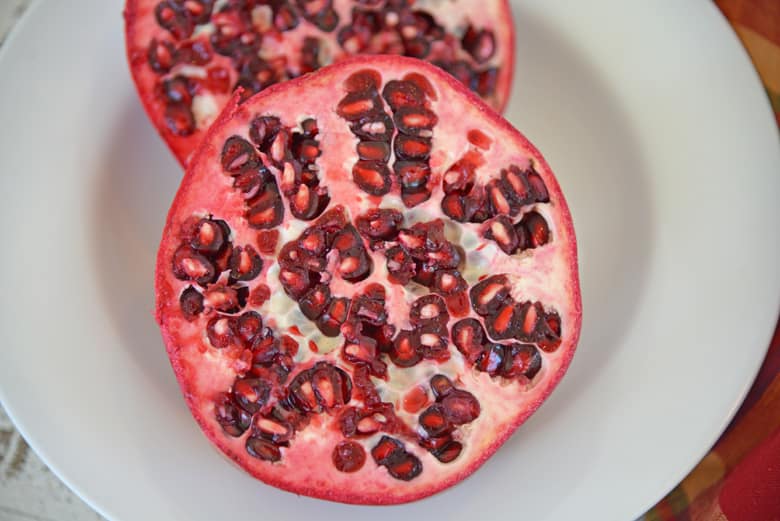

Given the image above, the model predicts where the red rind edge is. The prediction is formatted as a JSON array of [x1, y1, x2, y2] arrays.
[[154, 55, 580, 504]]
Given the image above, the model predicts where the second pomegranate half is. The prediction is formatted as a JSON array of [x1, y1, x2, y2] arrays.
[[124, 0, 515, 166], [155, 56, 581, 504]]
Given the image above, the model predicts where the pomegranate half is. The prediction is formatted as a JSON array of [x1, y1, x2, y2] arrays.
[[155, 56, 581, 504], [124, 0, 515, 166]]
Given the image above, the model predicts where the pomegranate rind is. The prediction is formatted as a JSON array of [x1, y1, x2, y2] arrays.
[[155, 56, 580, 505], [124, 0, 515, 167]]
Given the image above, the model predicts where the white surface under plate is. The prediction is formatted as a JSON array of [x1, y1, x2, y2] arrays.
[[1, 1, 779, 520]]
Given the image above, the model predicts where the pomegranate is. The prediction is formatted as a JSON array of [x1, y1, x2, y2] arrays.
[[124, 0, 515, 166], [155, 56, 581, 504]]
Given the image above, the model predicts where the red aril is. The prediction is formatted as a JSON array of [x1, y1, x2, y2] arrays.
[[125, 0, 515, 165], [155, 56, 581, 504]]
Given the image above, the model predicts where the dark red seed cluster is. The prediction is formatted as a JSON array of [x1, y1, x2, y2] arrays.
[[416, 374, 479, 463], [144, 1, 502, 141], [371, 435, 423, 481], [173, 216, 266, 320], [442, 162, 550, 224]]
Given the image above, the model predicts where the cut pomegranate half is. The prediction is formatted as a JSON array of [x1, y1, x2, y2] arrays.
[[155, 56, 580, 505], [124, 0, 515, 166]]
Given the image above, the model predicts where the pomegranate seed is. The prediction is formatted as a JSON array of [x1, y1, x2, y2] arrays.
[[433, 270, 467, 296], [419, 404, 451, 437], [371, 435, 403, 464], [502, 165, 532, 205], [312, 362, 352, 410], [344, 69, 382, 93], [404, 36, 431, 59], [221, 136, 259, 175], [441, 193, 468, 221], [249, 115, 282, 151], [207, 315, 237, 348], [233, 377, 271, 414], [352, 160, 392, 195], [441, 389, 481, 425], [249, 283, 271, 307], [155, 1, 194, 40], [203, 284, 241, 313], [486, 179, 514, 216], [461, 26, 496, 64], [345, 338, 387, 378], [476, 67, 499, 97], [205, 66, 231, 93], [401, 187, 431, 208], [253, 414, 293, 443], [432, 440, 462, 463], [409, 294, 449, 328], [395, 161, 431, 194], [419, 434, 453, 452], [485, 303, 520, 340], [172, 245, 216, 286], [246, 184, 284, 229], [475, 343, 507, 375], [429, 374, 454, 399], [503, 343, 542, 379], [333, 440, 366, 473], [299, 284, 331, 320], [527, 169, 550, 202], [382, 79, 425, 110], [393, 107, 438, 136], [356, 141, 391, 162], [215, 392, 251, 437], [403, 386, 430, 414], [147, 38, 176, 73], [485, 215, 520, 254], [519, 211, 551, 249], [279, 266, 313, 299], [229, 245, 263, 281], [337, 91, 381, 121], [467, 129, 492, 150], [280, 335, 299, 356], [517, 301, 543, 340], [386, 453, 422, 481], [164, 103, 195, 136], [246, 436, 282, 462], [451, 318, 487, 361], [190, 218, 226, 254], [385, 245, 416, 285], [469, 275, 511, 315], [393, 134, 431, 161], [418, 328, 449, 360], [256, 230, 279, 255], [289, 184, 329, 220], [538, 311, 562, 352], [442, 157, 478, 194], [438, 59, 474, 90], [356, 208, 403, 241], [176, 38, 212, 65], [179, 286, 204, 320], [389, 330, 422, 367], [317, 297, 349, 337], [236, 311, 263, 345], [273, 3, 299, 31]]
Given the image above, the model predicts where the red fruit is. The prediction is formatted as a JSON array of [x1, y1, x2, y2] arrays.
[[125, 0, 515, 166], [154, 57, 581, 505]]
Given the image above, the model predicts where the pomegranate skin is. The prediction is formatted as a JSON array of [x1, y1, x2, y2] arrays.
[[155, 56, 580, 505]]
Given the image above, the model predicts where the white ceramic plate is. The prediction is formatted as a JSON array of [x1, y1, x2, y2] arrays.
[[1, 1, 779, 520]]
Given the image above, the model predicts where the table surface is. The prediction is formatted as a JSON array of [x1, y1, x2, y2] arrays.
[[0, 5, 105, 521]]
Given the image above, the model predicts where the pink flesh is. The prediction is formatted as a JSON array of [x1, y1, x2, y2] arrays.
[[155, 56, 580, 504]]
